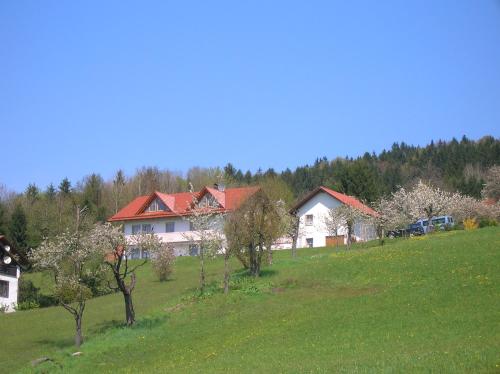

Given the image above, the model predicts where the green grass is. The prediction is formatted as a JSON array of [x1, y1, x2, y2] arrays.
[[1, 228, 499, 373]]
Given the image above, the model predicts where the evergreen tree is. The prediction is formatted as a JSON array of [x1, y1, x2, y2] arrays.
[[9, 203, 28, 255], [0, 202, 8, 236], [46, 183, 57, 201], [59, 178, 71, 195]]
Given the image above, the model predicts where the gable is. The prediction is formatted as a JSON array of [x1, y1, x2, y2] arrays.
[[296, 191, 342, 216], [145, 197, 170, 212], [197, 192, 221, 208], [292, 186, 378, 217]]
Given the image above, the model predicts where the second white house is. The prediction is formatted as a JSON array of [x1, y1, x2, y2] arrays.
[[291, 186, 378, 248]]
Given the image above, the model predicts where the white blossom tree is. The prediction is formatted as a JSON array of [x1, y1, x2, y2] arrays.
[[325, 204, 370, 248], [183, 193, 226, 294], [30, 206, 105, 348], [390, 181, 455, 231], [482, 165, 500, 202], [91, 223, 165, 326], [370, 196, 413, 241]]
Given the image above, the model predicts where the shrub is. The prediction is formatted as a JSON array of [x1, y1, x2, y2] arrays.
[[18, 277, 40, 304], [16, 300, 40, 311], [18, 277, 58, 308], [463, 218, 479, 230], [478, 218, 498, 228], [152, 246, 175, 281]]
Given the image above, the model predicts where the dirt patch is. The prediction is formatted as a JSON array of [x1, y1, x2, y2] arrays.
[[164, 303, 187, 313], [271, 287, 286, 293]]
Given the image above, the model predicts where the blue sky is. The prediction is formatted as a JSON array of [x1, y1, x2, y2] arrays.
[[1, 1, 499, 192]]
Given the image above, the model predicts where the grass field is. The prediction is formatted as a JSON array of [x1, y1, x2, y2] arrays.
[[1, 228, 499, 373]]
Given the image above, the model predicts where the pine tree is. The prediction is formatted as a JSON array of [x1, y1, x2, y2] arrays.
[[9, 203, 28, 256], [0, 202, 8, 236]]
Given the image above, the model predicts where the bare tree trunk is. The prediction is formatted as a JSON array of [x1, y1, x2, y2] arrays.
[[124, 291, 135, 326], [291, 218, 299, 258], [267, 247, 273, 265], [347, 223, 352, 249], [75, 314, 83, 348], [223, 254, 230, 294], [199, 247, 205, 294]]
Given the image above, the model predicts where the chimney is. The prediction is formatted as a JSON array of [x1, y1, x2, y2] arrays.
[[213, 183, 225, 192]]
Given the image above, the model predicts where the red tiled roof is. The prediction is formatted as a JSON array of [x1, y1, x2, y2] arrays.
[[108, 186, 260, 222], [291, 186, 378, 217], [225, 186, 260, 210]]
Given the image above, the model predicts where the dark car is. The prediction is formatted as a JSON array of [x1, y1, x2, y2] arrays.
[[387, 223, 424, 238]]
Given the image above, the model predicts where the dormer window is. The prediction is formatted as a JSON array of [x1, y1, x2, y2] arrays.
[[146, 198, 168, 212], [198, 194, 218, 208]]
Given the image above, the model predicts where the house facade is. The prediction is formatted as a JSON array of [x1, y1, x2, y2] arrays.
[[291, 186, 378, 248], [0, 236, 22, 313], [109, 185, 260, 257]]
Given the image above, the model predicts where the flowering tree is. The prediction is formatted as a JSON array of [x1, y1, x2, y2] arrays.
[[289, 215, 301, 258], [370, 196, 412, 242], [390, 181, 454, 230], [325, 204, 369, 248], [183, 194, 226, 294], [30, 206, 104, 348], [152, 243, 175, 281], [449, 193, 500, 223], [323, 207, 344, 244], [91, 223, 165, 326], [482, 165, 500, 202]]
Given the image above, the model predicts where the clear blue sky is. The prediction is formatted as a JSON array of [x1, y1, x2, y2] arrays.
[[1, 1, 499, 192]]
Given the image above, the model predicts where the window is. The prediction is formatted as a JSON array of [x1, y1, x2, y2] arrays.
[[165, 222, 175, 232], [132, 224, 153, 234], [189, 222, 195, 231], [432, 218, 445, 225], [146, 198, 168, 212], [305, 214, 314, 226], [189, 244, 199, 256], [306, 238, 314, 248], [0, 280, 9, 298], [198, 194, 218, 208]]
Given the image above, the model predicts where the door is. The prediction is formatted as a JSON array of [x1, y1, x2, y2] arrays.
[[326, 235, 345, 247]]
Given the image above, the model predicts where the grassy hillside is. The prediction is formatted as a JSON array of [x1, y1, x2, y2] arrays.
[[1, 228, 499, 373]]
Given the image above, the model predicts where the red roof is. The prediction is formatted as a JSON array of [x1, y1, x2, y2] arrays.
[[291, 186, 378, 217], [108, 186, 260, 222]]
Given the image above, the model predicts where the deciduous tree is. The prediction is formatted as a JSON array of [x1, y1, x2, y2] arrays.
[[225, 191, 287, 276], [90, 223, 164, 326], [30, 206, 104, 348]]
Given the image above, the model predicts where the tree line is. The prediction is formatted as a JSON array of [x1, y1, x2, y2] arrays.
[[0, 135, 499, 256]]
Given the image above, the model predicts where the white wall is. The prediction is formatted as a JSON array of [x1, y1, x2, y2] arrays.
[[296, 191, 377, 248], [123, 217, 222, 258], [124, 218, 190, 235], [0, 266, 19, 313]]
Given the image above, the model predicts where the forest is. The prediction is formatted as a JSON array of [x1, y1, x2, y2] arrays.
[[1, 135, 498, 255]]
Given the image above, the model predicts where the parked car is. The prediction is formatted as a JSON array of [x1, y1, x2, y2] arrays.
[[416, 216, 454, 233], [387, 223, 425, 238]]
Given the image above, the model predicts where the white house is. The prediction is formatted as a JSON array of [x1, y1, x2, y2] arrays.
[[0, 236, 23, 313], [109, 185, 260, 257], [291, 186, 378, 248]]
